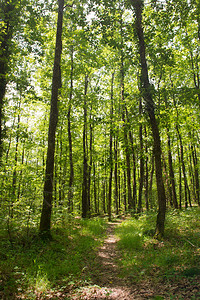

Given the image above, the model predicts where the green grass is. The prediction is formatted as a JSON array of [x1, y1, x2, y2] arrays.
[[0, 217, 107, 299], [1, 208, 200, 299], [115, 208, 200, 286]]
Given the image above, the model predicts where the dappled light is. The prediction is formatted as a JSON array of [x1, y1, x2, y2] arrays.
[[1, 0, 200, 298]]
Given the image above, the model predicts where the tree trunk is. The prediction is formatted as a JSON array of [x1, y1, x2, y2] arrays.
[[144, 126, 149, 210], [108, 73, 114, 221], [131, 0, 166, 237], [82, 75, 89, 218], [39, 0, 64, 237], [137, 98, 144, 213], [167, 128, 178, 208], [93, 163, 97, 213], [149, 154, 155, 209], [11, 101, 21, 217], [121, 57, 133, 211], [177, 145, 182, 209], [88, 111, 93, 214], [191, 144, 200, 206], [123, 170, 127, 212], [67, 46, 74, 212], [0, 1, 17, 162], [125, 107, 137, 208], [176, 126, 191, 208], [162, 152, 173, 207], [114, 137, 119, 215]]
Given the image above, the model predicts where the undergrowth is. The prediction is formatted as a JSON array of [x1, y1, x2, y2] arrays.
[[0, 217, 107, 299], [1, 208, 200, 299], [115, 207, 200, 294]]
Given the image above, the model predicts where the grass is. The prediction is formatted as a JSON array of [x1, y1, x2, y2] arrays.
[[0, 217, 107, 299], [115, 207, 200, 298], [1, 208, 200, 299]]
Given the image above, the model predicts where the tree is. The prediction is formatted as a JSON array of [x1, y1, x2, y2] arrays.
[[130, 0, 166, 237], [82, 74, 89, 218], [0, 0, 22, 162], [39, 0, 64, 237]]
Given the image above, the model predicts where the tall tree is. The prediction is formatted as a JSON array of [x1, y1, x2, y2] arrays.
[[82, 74, 89, 218], [0, 0, 21, 162], [39, 0, 64, 236], [67, 46, 74, 212], [108, 72, 114, 221], [131, 0, 166, 237]]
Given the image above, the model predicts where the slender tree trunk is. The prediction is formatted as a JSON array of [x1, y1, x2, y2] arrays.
[[167, 128, 178, 208], [137, 99, 144, 213], [11, 101, 20, 217], [131, 0, 166, 237], [188, 146, 196, 202], [121, 55, 133, 211], [191, 144, 200, 205], [39, 0, 64, 236], [54, 139, 58, 207], [0, 1, 17, 162], [177, 145, 182, 209], [149, 154, 155, 209], [88, 111, 93, 214], [114, 137, 119, 215], [17, 146, 24, 201], [144, 126, 149, 210], [123, 170, 127, 212], [67, 46, 74, 212], [162, 152, 173, 207], [58, 124, 63, 206], [93, 163, 97, 213], [125, 107, 137, 207], [118, 169, 121, 210], [108, 73, 114, 221], [82, 75, 89, 218], [102, 177, 106, 214], [176, 126, 191, 208]]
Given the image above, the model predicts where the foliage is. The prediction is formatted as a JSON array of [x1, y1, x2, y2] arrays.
[[0, 217, 107, 299], [115, 208, 200, 290]]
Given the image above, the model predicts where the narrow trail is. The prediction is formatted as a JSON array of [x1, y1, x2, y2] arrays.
[[62, 218, 200, 299], [91, 221, 133, 299], [69, 220, 153, 299]]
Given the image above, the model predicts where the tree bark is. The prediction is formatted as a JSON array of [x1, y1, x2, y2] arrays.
[[0, 1, 17, 162], [67, 46, 74, 212], [82, 74, 89, 218], [125, 107, 137, 208], [131, 0, 166, 237], [39, 0, 64, 236], [11, 100, 21, 217], [167, 128, 178, 208], [93, 163, 97, 213], [137, 98, 144, 213], [114, 137, 119, 215], [123, 170, 127, 212], [108, 73, 114, 221], [88, 110, 93, 214], [121, 56, 134, 211], [191, 144, 200, 206], [176, 126, 191, 208], [144, 126, 149, 210], [149, 154, 155, 209]]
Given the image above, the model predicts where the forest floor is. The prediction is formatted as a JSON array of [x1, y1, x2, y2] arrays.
[[1, 210, 200, 299], [66, 218, 200, 300]]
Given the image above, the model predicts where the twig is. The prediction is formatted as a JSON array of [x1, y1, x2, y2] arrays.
[[184, 238, 196, 248]]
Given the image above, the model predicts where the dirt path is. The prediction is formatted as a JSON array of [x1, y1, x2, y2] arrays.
[[69, 220, 132, 299], [69, 220, 153, 300], [89, 221, 133, 299], [68, 220, 200, 299]]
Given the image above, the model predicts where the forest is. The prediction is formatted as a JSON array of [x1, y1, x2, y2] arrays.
[[0, 0, 200, 299]]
